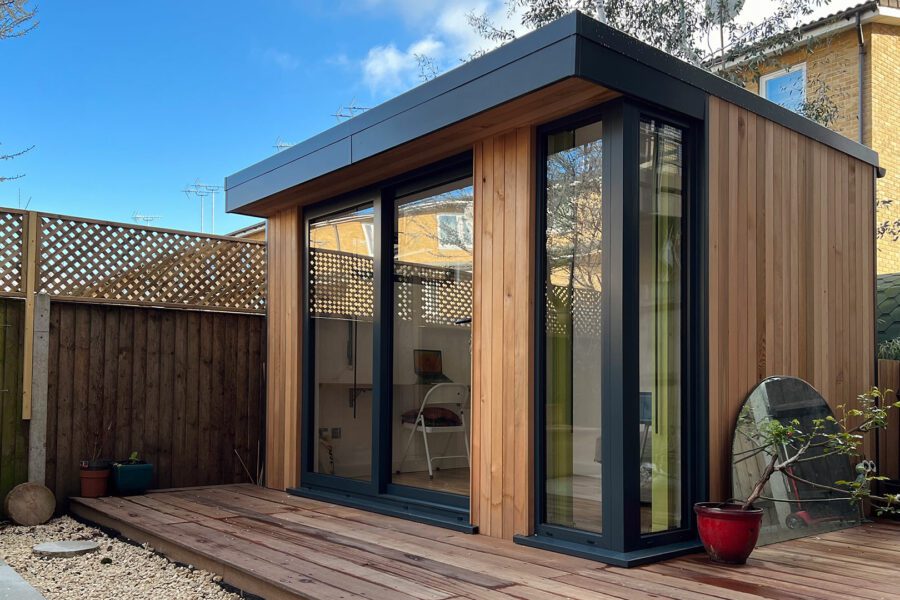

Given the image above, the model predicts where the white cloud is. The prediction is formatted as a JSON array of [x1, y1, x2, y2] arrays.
[[262, 48, 300, 71], [356, 0, 531, 98]]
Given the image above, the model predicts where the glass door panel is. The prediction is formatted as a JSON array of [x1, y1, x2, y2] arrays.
[[638, 119, 684, 534], [544, 119, 604, 533], [308, 203, 375, 481], [392, 177, 474, 497]]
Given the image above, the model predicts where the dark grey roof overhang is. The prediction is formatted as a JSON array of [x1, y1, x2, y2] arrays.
[[226, 10, 880, 215]]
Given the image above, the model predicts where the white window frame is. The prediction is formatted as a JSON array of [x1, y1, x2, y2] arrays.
[[436, 213, 473, 250], [361, 221, 375, 256], [759, 63, 807, 110]]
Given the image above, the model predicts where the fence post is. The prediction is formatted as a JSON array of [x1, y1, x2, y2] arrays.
[[27, 293, 50, 484], [22, 211, 39, 420]]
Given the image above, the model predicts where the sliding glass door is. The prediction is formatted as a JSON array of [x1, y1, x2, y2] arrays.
[[300, 156, 473, 525], [308, 203, 375, 482], [535, 100, 700, 560], [392, 177, 473, 497]]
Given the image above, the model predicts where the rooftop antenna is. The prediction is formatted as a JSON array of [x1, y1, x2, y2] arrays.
[[274, 137, 296, 153], [183, 181, 224, 234], [706, 0, 743, 68], [333, 98, 370, 122], [132, 211, 163, 226]]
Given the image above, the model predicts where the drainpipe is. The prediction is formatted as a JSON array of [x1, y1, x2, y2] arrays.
[[857, 13, 867, 145]]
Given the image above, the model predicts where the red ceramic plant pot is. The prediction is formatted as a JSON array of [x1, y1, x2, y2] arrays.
[[80, 468, 111, 498], [694, 502, 764, 564]]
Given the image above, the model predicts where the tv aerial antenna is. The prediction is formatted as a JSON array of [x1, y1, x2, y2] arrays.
[[182, 181, 224, 233], [333, 98, 370, 122], [132, 211, 162, 226], [274, 137, 296, 153], [706, 0, 744, 66]]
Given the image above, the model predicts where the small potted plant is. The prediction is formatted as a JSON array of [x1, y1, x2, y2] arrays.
[[80, 423, 113, 498], [696, 387, 900, 564], [112, 451, 153, 496]]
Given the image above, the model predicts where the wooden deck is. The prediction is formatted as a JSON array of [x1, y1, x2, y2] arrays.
[[70, 484, 900, 600]]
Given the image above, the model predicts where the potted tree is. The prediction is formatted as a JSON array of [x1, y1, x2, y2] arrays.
[[80, 423, 113, 498], [696, 387, 900, 564]]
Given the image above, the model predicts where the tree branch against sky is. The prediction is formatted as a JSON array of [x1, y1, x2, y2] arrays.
[[0, 0, 37, 184], [360, 0, 848, 124]]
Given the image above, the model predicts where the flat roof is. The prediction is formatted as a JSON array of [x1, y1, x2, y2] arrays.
[[226, 10, 880, 215]]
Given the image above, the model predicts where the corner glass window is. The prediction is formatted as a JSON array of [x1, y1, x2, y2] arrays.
[[638, 119, 684, 534], [543, 119, 604, 533], [760, 64, 806, 113]]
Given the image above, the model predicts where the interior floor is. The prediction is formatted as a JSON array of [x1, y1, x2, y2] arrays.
[[547, 475, 655, 532], [393, 467, 469, 496]]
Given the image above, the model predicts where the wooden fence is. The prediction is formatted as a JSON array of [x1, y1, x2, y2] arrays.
[[0, 209, 267, 513], [45, 303, 265, 509], [877, 359, 900, 481], [0, 299, 25, 506]]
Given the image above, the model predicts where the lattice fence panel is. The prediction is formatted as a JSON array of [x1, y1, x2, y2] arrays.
[[309, 248, 374, 320], [0, 212, 24, 295], [546, 284, 602, 337], [38, 216, 266, 312], [310, 249, 473, 327]]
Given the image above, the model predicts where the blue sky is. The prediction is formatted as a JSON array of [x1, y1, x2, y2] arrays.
[[0, 0, 510, 233], [1, 0, 850, 234]]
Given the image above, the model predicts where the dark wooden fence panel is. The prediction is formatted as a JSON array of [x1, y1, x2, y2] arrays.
[[0, 299, 25, 505], [46, 302, 265, 508], [878, 359, 900, 481]]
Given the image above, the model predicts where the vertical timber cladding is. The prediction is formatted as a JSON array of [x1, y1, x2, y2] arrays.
[[471, 127, 536, 539], [707, 96, 877, 501], [265, 207, 302, 490]]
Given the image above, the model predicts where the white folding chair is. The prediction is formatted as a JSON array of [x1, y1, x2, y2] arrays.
[[396, 383, 470, 479]]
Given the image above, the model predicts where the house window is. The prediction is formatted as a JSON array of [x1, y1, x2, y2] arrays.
[[437, 213, 473, 250], [760, 64, 806, 113], [362, 222, 375, 255]]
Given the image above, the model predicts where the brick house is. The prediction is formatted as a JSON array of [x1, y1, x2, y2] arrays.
[[735, 1, 900, 272]]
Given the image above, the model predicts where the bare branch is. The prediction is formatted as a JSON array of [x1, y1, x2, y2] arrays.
[[0, 0, 37, 39]]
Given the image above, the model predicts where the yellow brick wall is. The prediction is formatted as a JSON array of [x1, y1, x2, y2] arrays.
[[870, 23, 900, 274], [742, 28, 865, 142], [742, 24, 900, 274]]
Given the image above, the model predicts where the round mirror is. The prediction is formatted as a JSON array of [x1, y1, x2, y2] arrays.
[[731, 376, 859, 545]]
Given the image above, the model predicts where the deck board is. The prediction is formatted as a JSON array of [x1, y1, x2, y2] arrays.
[[69, 485, 900, 600]]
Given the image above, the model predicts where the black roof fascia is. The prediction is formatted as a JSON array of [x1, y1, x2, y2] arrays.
[[573, 14, 879, 167], [226, 11, 880, 214], [225, 14, 582, 213]]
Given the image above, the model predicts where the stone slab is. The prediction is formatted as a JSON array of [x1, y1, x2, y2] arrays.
[[0, 559, 45, 599], [32, 540, 100, 558]]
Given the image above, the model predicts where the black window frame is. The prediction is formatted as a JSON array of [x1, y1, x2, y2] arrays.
[[294, 153, 476, 532], [523, 96, 708, 566]]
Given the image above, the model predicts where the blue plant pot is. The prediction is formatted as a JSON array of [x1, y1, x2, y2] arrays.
[[111, 462, 153, 495]]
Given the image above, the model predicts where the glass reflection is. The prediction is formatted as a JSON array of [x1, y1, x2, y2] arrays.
[[544, 119, 604, 533], [392, 178, 473, 496], [309, 203, 375, 480], [639, 120, 684, 534]]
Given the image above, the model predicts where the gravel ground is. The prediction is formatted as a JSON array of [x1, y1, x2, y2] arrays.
[[0, 516, 244, 599]]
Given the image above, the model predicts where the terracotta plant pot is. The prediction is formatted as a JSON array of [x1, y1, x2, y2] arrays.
[[80, 467, 111, 498], [694, 502, 764, 564]]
